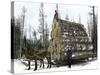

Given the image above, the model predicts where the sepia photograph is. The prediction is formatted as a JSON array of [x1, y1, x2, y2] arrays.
[[11, 1, 98, 74]]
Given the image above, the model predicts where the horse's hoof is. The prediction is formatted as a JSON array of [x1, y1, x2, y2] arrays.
[[34, 69, 37, 71], [47, 66, 49, 68], [27, 68, 30, 70]]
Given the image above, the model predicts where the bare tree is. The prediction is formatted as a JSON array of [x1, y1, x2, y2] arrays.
[[87, 15, 93, 40], [20, 7, 27, 58], [38, 3, 49, 50], [44, 22, 49, 50], [12, 18, 21, 59], [89, 6, 97, 54], [38, 3, 45, 49], [78, 14, 81, 23], [65, 10, 69, 20]]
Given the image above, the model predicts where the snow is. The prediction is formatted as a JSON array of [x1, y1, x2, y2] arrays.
[[14, 59, 98, 74]]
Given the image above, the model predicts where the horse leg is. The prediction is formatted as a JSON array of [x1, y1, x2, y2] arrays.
[[47, 58, 49, 68], [49, 57, 51, 68], [50, 60, 51, 68], [46, 57, 50, 68], [40, 59, 44, 68], [28, 61, 31, 70], [47, 62, 49, 68], [34, 58, 37, 71], [43, 60, 44, 68], [39, 60, 42, 68]]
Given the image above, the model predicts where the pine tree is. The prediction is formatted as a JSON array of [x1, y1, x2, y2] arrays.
[[44, 22, 49, 50], [20, 7, 27, 58], [38, 3, 49, 51], [38, 3, 45, 49], [89, 6, 97, 54], [78, 15, 81, 23], [65, 10, 69, 21], [14, 18, 21, 59]]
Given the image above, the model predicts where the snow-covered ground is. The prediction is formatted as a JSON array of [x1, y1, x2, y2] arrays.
[[14, 59, 98, 74]]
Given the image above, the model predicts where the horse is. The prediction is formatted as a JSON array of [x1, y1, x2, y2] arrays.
[[22, 48, 51, 71], [34, 50, 51, 69]]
